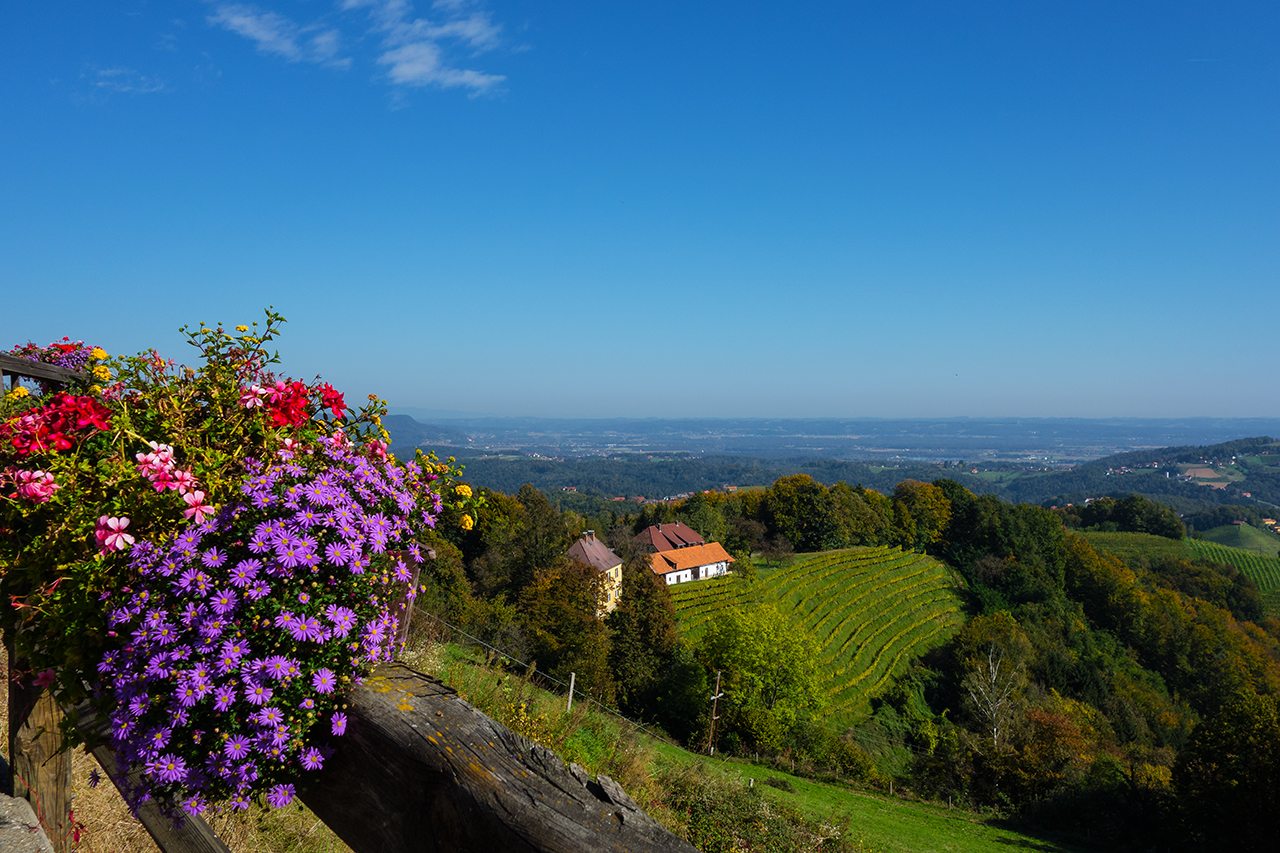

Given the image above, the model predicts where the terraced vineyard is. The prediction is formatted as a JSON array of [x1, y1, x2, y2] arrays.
[[669, 546, 965, 723], [1187, 539, 1280, 616]]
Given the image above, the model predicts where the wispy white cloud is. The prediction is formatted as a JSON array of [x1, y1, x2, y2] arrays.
[[206, 4, 348, 67], [342, 0, 505, 94], [204, 1, 505, 96], [85, 67, 168, 94]]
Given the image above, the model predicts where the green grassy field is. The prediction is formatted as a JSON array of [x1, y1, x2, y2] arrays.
[[1198, 522, 1280, 557], [670, 547, 965, 724], [411, 638, 1096, 853]]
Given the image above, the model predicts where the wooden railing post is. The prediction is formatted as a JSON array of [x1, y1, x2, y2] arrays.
[[6, 635, 72, 853]]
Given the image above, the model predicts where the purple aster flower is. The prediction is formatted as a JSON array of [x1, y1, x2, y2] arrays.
[[201, 547, 227, 568], [228, 793, 251, 811], [324, 605, 358, 636], [175, 568, 201, 593], [214, 685, 236, 711], [244, 682, 273, 705], [145, 727, 171, 752], [331, 711, 347, 736], [299, 697, 315, 710], [300, 747, 325, 771], [247, 531, 272, 553], [312, 668, 337, 694], [294, 507, 322, 527], [211, 589, 238, 616], [153, 754, 187, 783], [254, 706, 284, 727], [298, 617, 325, 642], [264, 656, 291, 680], [176, 683, 200, 708], [324, 541, 354, 566], [247, 581, 271, 600], [229, 558, 261, 587], [393, 560, 412, 583]]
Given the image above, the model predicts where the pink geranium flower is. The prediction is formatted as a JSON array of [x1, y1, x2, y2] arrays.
[[182, 491, 215, 523], [14, 470, 59, 503], [96, 516, 135, 553]]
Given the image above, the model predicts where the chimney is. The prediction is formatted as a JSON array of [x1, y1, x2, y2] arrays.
[[586, 530, 595, 542]]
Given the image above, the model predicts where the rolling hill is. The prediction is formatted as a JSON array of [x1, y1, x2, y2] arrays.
[[669, 546, 965, 724]]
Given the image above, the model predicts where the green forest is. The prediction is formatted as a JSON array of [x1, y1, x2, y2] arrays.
[[414, 470, 1280, 851]]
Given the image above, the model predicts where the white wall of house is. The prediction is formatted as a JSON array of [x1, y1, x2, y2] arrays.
[[665, 569, 693, 584], [698, 561, 730, 580]]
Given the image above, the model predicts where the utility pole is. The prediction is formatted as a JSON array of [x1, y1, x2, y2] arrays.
[[706, 671, 723, 756]]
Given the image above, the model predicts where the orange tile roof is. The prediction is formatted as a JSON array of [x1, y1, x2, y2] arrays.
[[648, 541, 735, 575]]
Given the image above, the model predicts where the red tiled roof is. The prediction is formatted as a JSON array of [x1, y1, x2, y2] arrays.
[[636, 522, 705, 552], [648, 542, 735, 576], [567, 531, 622, 574]]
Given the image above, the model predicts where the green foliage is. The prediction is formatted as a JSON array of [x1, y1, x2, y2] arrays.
[[518, 561, 615, 703], [1057, 494, 1185, 539], [1174, 691, 1280, 852], [765, 474, 845, 553], [699, 604, 824, 737]]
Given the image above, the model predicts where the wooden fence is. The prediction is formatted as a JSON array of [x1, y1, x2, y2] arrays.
[[2, 358, 699, 852], [8, 662, 699, 853]]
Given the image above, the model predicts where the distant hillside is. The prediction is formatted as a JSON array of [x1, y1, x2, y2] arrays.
[[1199, 523, 1280, 558], [383, 414, 471, 448], [394, 426, 1280, 516]]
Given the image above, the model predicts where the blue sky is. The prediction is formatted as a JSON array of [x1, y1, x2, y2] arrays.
[[3, 2, 1277, 419]]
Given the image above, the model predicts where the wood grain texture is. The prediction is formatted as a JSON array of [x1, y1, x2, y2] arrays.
[[0, 355, 86, 386], [74, 706, 232, 853], [7, 650, 72, 853], [298, 663, 700, 853]]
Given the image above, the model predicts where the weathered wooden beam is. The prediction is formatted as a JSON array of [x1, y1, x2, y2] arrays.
[[298, 662, 700, 853], [6, 640, 72, 853], [73, 706, 232, 853], [0, 355, 87, 387]]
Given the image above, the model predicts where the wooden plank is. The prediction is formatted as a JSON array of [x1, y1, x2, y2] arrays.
[[71, 704, 233, 853], [7, 641, 72, 853], [0, 354, 87, 387], [299, 662, 700, 853]]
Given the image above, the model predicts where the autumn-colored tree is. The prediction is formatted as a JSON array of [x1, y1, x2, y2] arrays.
[[764, 474, 843, 552], [518, 560, 615, 703], [1174, 691, 1280, 851], [891, 479, 951, 551]]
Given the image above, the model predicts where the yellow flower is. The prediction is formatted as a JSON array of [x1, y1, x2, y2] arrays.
[[236, 325, 248, 332], [92, 365, 111, 380], [460, 514, 474, 531], [89, 385, 102, 395], [89, 347, 107, 360], [379, 429, 390, 442], [372, 415, 381, 426], [7, 386, 30, 399], [455, 484, 472, 499]]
